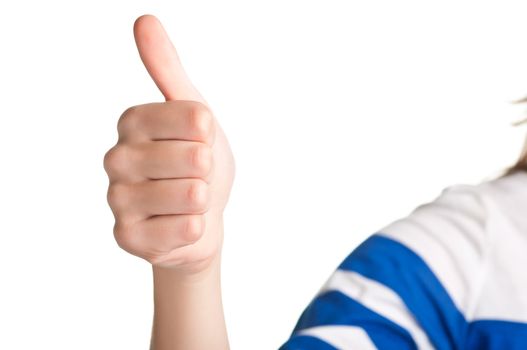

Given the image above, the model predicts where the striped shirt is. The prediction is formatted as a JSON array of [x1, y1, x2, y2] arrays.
[[279, 170, 527, 349]]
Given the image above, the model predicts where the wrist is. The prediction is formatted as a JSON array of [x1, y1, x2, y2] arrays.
[[150, 240, 228, 350], [152, 249, 222, 286]]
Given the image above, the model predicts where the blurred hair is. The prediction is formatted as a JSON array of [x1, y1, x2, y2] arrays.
[[497, 96, 527, 178]]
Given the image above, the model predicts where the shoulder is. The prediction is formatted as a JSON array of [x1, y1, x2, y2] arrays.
[[373, 171, 527, 318], [281, 173, 527, 349], [378, 180, 491, 266], [373, 180, 492, 317]]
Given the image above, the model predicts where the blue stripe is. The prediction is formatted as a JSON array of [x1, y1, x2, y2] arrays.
[[288, 290, 417, 350], [465, 320, 527, 350], [338, 233, 466, 350], [279, 335, 338, 350], [281, 233, 527, 349]]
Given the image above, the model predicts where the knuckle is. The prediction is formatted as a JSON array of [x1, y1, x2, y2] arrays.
[[117, 105, 141, 136], [113, 221, 138, 252], [103, 145, 129, 178], [186, 180, 209, 213], [107, 183, 129, 212], [190, 143, 213, 176], [187, 102, 214, 141], [183, 215, 204, 243], [103, 148, 114, 174]]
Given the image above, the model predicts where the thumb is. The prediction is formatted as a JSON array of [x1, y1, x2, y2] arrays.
[[133, 14, 209, 107]]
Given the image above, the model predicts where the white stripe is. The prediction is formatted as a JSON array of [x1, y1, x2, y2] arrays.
[[318, 269, 434, 350], [297, 325, 377, 350]]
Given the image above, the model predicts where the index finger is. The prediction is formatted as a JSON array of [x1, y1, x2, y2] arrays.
[[118, 100, 215, 146]]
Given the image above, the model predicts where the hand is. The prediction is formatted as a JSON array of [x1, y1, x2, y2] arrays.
[[103, 14, 235, 273]]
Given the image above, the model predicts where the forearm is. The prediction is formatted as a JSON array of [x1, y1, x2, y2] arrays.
[[150, 227, 229, 350]]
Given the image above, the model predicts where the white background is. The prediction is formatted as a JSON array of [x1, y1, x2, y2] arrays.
[[1, 1, 527, 349]]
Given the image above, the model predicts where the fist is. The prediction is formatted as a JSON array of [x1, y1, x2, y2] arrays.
[[103, 15, 235, 271]]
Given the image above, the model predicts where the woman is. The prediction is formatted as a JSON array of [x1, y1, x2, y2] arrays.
[[103, 15, 527, 349]]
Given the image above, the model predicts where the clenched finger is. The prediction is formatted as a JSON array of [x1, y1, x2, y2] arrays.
[[134, 178, 210, 216]]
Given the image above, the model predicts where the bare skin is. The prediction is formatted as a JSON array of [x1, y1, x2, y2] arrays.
[[103, 14, 235, 350]]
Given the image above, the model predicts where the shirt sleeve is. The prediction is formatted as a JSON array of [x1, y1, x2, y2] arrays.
[[278, 184, 490, 350]]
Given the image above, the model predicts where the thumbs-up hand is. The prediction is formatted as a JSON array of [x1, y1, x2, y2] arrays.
[[104, 15, 235, 273]]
